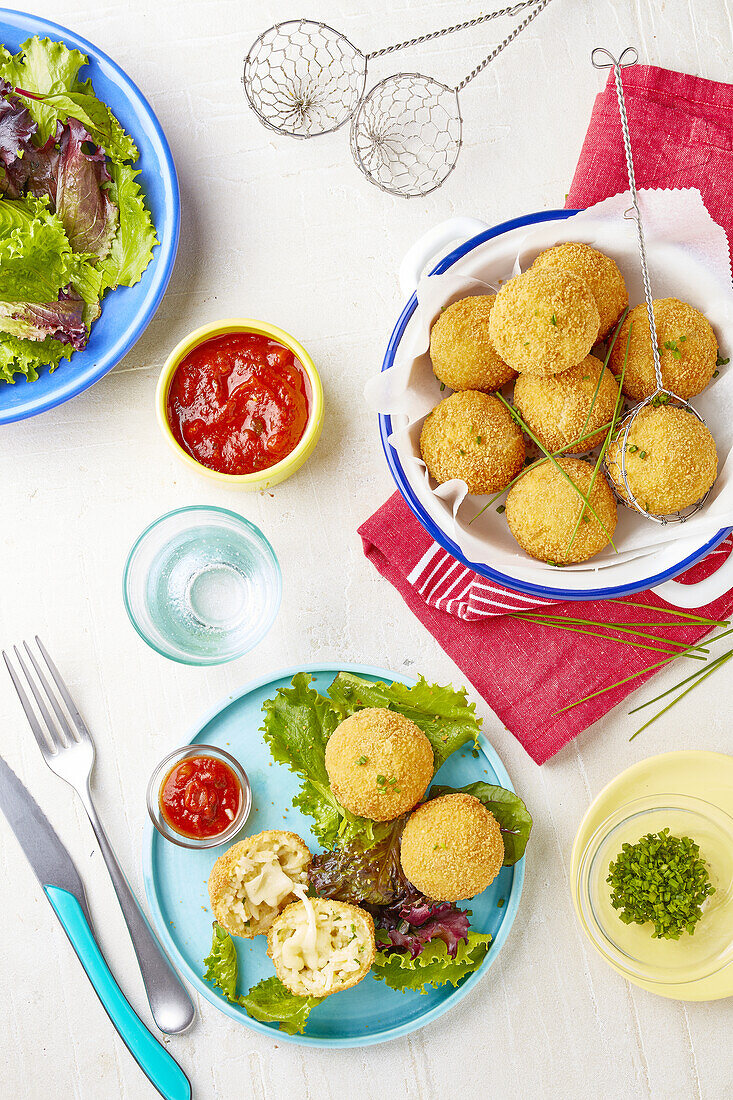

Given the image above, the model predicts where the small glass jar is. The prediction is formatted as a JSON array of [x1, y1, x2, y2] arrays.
[[147, 744, 252, 849], [576, 793, 733, 985]]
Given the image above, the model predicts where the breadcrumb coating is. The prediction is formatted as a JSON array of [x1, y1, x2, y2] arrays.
[[429, 294, 517, 392], [488, 269, 600, 375], [606, 405, 718, 514], [505, 455, 617, 563], [419, 390, 525, 495], [325, 708, 434, 822], [400, 794, 504, 902], [531, 242, 628, 338], [513, 354, 619, 454], [609, 298, 718, 400]]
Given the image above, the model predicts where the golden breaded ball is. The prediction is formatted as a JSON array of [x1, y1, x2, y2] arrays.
[[420, 390, 525, 495], [267, 898, 375, 998], [505, 456, 617, 563], [531, 242, 628, 338], [513, 355, 619, 454], [208, 830, 311, 938], [400, 794, 504, 902], [488, 269, 600, 375], [609, 298, 718, 400], [429, 294, 517, 392], [325, 708, 434, 822], [606, 405, 717, 515]]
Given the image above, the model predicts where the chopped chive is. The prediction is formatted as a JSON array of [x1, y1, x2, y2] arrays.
[[627, 444, 638, 453], [496, 504, 505, 514], [440, 382, 446, 391], [716, 354, 729, 366], [639, 450, 647, 459], [551, 313, 557, 326]]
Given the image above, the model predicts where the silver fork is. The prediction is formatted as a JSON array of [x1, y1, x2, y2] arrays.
[[3, 637, 195, 1035]]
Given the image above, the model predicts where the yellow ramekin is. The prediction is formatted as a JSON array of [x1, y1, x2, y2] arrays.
[[155, 318, 324, 491]]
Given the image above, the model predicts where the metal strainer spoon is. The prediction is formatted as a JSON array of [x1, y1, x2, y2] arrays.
[[595, 46, 715, 524], [243, 3, 541, 139], [243, 2, 554, 196]]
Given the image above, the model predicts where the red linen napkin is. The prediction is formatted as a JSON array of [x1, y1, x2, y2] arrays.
[[361, 66, 733, 764]]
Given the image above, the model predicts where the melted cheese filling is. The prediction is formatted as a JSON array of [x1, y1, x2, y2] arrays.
[[220, 840, 308, 934], [272, 898, 367, 996]]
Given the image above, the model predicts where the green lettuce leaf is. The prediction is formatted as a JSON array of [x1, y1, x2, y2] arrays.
[[261, 673, 383, 849], [97, 162, 157, 290], [328, 672, 480, 770], [372, 931, 492, 993], [203, 921, 238, 1001], [242, 978, 323, 1036], [0, 195, 73, 301], [429, 782, 533, 866], [202, 923, 321, 1035], [68, 254, 103, 326], [0, 37, 137, 160], [0, 331, 72, 383]]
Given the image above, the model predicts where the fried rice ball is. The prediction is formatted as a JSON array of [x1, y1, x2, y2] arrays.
[[513, 354, 619, 454], [325, 708, 434, 822], [267, 898, 376, 998], [531, 242, 628, 338], [419, 390, 525, 495], [606, 405, 718, 514], [505, 456, 617, 563], [429, 294, 517, 392], [488, 269, 600, 375], [400, 794, 504, 902], [609, 298, 718, 400], [208, 830, 311, 938]]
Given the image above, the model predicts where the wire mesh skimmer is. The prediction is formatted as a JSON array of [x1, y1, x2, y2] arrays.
[[243, 1, 554, 196], [595, 46, 716, 524]]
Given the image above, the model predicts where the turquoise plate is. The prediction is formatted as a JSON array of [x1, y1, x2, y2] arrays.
[[142, 664, 525, 1047]]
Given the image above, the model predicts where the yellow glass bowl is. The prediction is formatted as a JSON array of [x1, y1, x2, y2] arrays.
[[155, 318, 324, 491]]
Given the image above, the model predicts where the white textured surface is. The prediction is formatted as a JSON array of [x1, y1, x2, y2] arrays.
[[1, 1, 733, 1097]]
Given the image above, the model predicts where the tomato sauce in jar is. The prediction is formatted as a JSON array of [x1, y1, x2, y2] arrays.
[[159, 754, 242, 839], [166, 332, 310, 476]]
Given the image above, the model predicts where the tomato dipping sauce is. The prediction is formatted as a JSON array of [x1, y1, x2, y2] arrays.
[[159, 754, 242, 839], [166, 332, 310, 476]]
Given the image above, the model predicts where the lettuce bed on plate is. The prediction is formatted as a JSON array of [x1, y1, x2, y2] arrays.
[[203, 672, 533, 1035], [0, 36, 157, 383]]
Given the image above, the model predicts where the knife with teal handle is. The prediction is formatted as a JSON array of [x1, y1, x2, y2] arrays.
[[0, 755, 191, 1100]]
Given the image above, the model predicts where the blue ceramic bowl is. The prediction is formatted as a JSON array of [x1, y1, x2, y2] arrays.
[[0, 8, 180, 423]]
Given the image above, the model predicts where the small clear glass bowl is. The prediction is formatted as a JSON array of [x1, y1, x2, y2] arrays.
[[147, 744, 252, 849], [123, 505, 281, 665], [576, 794, 733, 985]]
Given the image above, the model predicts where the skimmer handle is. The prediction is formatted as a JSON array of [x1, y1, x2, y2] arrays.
[[593, 46, 664, 392]]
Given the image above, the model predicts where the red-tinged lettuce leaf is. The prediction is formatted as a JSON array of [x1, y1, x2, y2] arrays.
[[328, 672, 480, 770], [372, 932, 492, 993], [55, 117, 118, 259], [0, 80, 36, 170], [0, 331, 72, 383], [376, 896, 471, 959], [429, 782, 533, 866], [0, 195, 74, 301], [309, 816, 408, 905], [8, 124, 62, 206], [203, 923, 321, 1035], [0, 287, 87, 347], [97, 161, 157, 291]]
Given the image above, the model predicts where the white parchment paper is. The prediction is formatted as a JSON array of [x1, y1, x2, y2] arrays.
[[367, 189, 733, 577]]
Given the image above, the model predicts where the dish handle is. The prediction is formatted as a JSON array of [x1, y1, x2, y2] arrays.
[[399, 217, 489, 298], [652, 545, 733, 608]]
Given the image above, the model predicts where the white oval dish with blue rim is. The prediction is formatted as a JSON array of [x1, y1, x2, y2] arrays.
[[0, 8, 180, 424], [379, 213, 733, 606], [142, 663, 525, 1048]]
